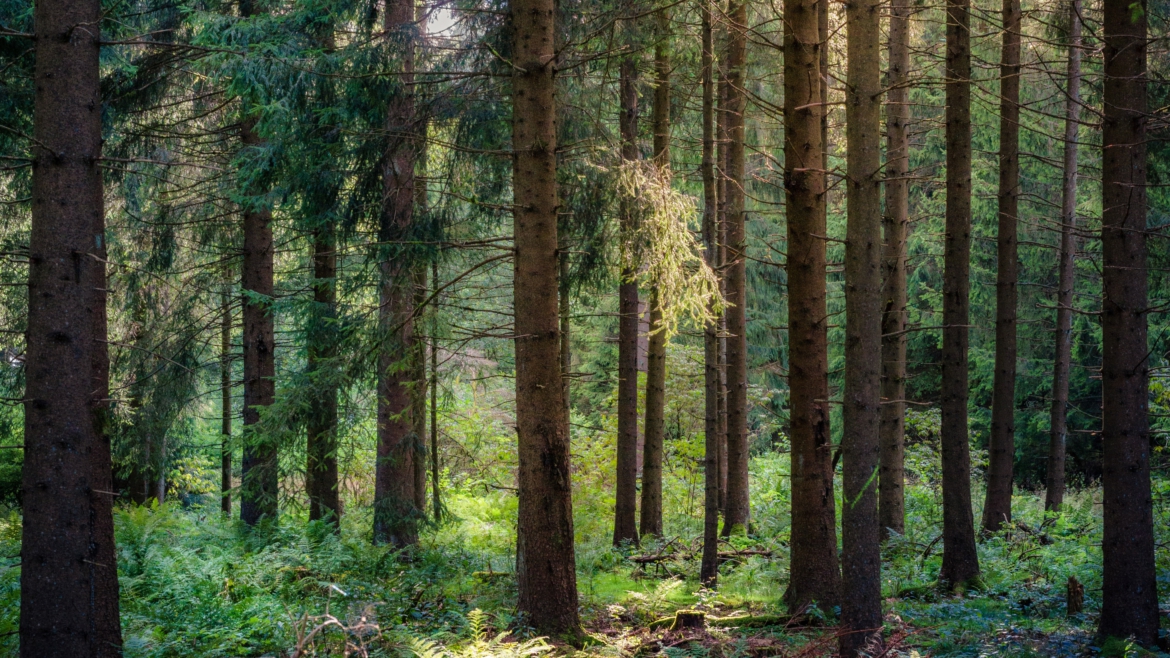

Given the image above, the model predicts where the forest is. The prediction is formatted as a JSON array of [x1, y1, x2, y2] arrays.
[[0, 0, 1168, 654]]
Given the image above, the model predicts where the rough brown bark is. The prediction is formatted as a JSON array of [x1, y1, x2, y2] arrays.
[[784, 0, 840, 612], [700, 0, 721, 586], [222, 288, 233, 514], [374, 0, 419, 546], [22, 0, 123, 653], [982, 0, 1021, 534], [641, 13, 670, 540], [721, 0, 750, 538], [614, 53, 641, 547], [1046, 0, 1082, 513], [1099, 0, 1157, 642], [879, 0, 910, 540], [511, 0, 581, 636], [307, 229, 341, 525], [940, 0, 981, 586], [239, 0, 279, 527], [840, 0, 883, 647], [560, 251, 572, 417], [717, 58, 730, 513]]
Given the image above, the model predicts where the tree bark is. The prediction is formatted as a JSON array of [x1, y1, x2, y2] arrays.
[[560, 251, 572, 417], [431, 259, 442, 520], [239, 0, 279, 527], [700, 0, 721, 587], [840, 0, 883, 647], [374, 0, 419, 547], [940, 0, 981, 587], [717, 57, 730, 513], [879, 0, 910, 540], [307, 229, 341, 525], [22, 0, 123, 653], [721, 0, 750, 538], [641, 11, 671, 540], [614, 53, 641, 547], [512, 0, 581, 634], [983, 0, 1021, 534], [413, 266, 428, 513], [222, 287, 233, 514], [1099, 0, 1157, 642], [1045, 0, 1082, 513], [784, 0, 840, 612]]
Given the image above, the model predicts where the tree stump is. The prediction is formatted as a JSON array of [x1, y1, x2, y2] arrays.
[[669, 610, 706, 631], [1066, 576, 1084, 616]]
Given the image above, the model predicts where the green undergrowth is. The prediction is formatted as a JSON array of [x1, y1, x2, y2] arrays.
[[0, 461, 1164, 656]]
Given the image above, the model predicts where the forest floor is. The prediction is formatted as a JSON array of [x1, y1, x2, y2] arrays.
[[0, 472, 1158, 657]]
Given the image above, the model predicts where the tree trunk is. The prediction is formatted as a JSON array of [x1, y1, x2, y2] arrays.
[[307, 229, 341, 524], [222, 287, 233, 514], [560, 251, 572, 417], [614, 53, 641, 547], [983, 0, 1021, 534], [840, 0, 883, 647], [784, 0, 841, 612], [879, 0, 910, 540], [940, 0, 981, 587], [239, 0, 279, 527], [22, 0, 123, 653], [374, 0, 419, 547], [721, 0, 750, 538], [700, 0, 721, 586], [1046, 0, 1082, 513], [641, 11, 671, 540], [1099, 0, 1157, 642], [511, 0, 581, 636], [432, 259, 442, 520], [717, 58, 730, 513]]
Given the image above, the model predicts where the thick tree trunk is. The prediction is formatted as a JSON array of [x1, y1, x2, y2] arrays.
[[614, 53, 641, 547], [511, 0, 581, 635], [983, 0, 1021, 534], [1046, 0, 1082, 513], [239, 0, 279, 527], [840, 0, 883, 648], [222, 288, 233, 514], [560, 252, 572, 417], [308, 229, 341, 524], [721, 0, 750, 537], [22, 0, 122, 653], [700, 0, 721, 586], [1099, 0, 1157, 642], [940, 0, 981, 587], [374, 0, 419, 546], [879, 0, 910, 540], [784, 0, 840, 612], [641, 14, 671, 540]]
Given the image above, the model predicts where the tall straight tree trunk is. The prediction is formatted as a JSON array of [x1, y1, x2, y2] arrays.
[[840, 0, 883, 647], [717, 53, 730, 511], [431, 259, 442, 520], [721, 0, 750, 537], [784, 0, 841, 612], [22, 0, 122, 653], [700, 0, 721, 586], [239, 0, 279, 527], [374, 0, 419, 547], [983, 0, 1022, 534], [1099, 0, 1156, 642], [880, 0, 911, 539], [1045, 0, 1082, 512], [614, 53, 641, 547], [222, 287, 233, 514], [511, 0, 581, 635], [307, 229, 340, 524], [560, 252, 572, 417], [641, 10, 671, 539], [940, 0, 981, 587]]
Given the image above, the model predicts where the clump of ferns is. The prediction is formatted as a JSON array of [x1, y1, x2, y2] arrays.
[[408, 610, 554, 658]]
